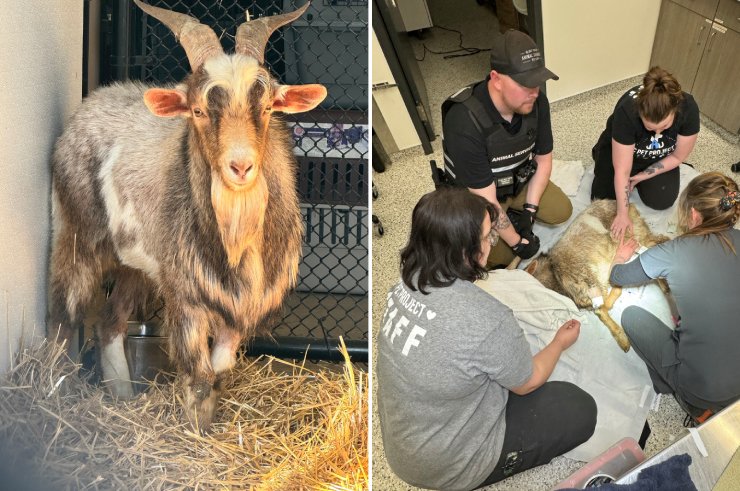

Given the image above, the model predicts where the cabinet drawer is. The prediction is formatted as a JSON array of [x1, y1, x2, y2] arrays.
[[671, 0, 720, 18], [714, 0, 740, 33]]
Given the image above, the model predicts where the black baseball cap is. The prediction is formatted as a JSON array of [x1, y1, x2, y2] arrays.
[[490, 30, 559, 88]]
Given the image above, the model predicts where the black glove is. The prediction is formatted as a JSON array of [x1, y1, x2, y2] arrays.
[[512, 232, 540, 259], [518, 203, 538, 237]]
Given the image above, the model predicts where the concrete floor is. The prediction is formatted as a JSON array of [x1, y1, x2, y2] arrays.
[[371, 1, 740, 489]]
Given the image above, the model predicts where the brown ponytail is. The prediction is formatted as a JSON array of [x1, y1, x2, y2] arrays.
[[677, 172, 739, 254], [637, 66, 684, 124]]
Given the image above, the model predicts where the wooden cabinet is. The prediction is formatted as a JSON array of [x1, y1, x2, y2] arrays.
[[714, 0, 740, 34], [672, 0, 719, 18], [651, 0, 740, 133], [650, 0, 711, 89], [690, 24, 740, 132]]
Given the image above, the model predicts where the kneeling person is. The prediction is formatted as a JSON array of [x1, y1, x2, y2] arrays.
[[442, 30, 572, 267], [610, 172, 740, 422]]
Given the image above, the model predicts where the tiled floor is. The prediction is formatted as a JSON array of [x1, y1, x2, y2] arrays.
[[371, 1, 740, 490]]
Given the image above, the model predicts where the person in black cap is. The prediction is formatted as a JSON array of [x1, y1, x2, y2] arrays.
[[441, 29, 572, 268]]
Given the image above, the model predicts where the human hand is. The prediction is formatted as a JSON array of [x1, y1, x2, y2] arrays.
[[554, 319, 580, 351], [512, 232, 540, 259], [613, 236, 640, 264], [518, 205, 538, 237], [610, 213, 633, 241]]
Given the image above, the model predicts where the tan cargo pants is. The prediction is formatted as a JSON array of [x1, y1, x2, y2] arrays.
[[486, 180, 572, 268]]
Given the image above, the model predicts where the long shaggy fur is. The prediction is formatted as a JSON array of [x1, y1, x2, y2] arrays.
[[528, 200, 668, 351], [530, 200, 667, 307], [49, 56, 304, 428]]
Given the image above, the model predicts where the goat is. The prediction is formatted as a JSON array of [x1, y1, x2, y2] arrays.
[[526, 200, 668, 352], [48, 0, 327, 430]]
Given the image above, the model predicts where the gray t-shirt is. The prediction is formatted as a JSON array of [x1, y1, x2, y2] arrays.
[[638, 230, 740, 403], [377, 278, 533, 491]]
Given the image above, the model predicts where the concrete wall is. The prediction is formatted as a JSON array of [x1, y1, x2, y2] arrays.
[[542, 0, 661, 101], [0, 1, 83, 372]]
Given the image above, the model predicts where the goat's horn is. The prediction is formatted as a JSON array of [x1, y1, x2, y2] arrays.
[[235, 2, 310, 64], [134, 0, 223, 72]]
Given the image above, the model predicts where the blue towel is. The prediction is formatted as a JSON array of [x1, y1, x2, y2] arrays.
[[560, 453, 697, 490]]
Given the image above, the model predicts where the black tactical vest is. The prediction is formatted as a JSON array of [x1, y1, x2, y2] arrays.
[[442, 81, 539, 199]]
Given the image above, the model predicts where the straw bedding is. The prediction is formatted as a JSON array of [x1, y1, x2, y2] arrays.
[[0, 338, 368, 490]]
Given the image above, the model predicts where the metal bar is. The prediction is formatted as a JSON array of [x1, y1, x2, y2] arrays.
[[246, 336, 368, 363], [112, 0, 132, 80]]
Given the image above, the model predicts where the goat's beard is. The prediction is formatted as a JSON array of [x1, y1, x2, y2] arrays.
[[211, 171, 268, 269]]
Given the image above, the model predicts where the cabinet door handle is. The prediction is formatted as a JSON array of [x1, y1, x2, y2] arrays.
[[706, 31, 716, 52], [697, 25, 705, 45]]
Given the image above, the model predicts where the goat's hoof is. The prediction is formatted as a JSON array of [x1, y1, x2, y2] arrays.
[[106, 379, 135, 399], [184, 381, 219, 433]]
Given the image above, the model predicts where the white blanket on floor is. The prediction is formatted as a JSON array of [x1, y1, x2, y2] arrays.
[[476, 162, 701, 461], [476, 270, 673, 461]]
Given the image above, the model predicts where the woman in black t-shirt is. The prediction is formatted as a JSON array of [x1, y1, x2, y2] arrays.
[[591, 67, 700, 240]]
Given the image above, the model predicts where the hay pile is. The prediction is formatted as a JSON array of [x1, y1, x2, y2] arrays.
[[0, 338, 367, 490]]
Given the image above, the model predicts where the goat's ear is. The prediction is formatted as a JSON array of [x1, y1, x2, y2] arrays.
[[272, 84, 327, 114], [143, 88, 189, 117], [525, 260, 538, 275]]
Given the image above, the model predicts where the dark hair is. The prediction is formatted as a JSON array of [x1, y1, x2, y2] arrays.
[[400, 187, 497, 294], [637, 66, 684, 123], [677, 172, 739, 254]]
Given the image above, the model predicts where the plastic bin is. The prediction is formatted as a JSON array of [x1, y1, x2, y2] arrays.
[[552, 438, 646, 489], [293, 151, 368, 296], [297, 203, 368, 295]]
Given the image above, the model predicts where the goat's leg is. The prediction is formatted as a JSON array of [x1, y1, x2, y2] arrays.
[[211, 329, 242, 386], [595, 287, 631, 352], [168, 305, 218, 432], [48, 225, 103, 352], [96, 268, 147, 399]]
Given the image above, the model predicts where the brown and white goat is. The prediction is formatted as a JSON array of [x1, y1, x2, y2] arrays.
[[48, 0, 327, 429], [526, 200, 668, 352]]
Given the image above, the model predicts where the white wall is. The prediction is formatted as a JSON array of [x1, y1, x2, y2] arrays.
[[542, 0, 661, 102], [0, 1, 83, 372], [372, 29, 421, 152]]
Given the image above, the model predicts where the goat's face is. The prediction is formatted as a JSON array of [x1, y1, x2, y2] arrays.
[[143, 55, 326, 191]]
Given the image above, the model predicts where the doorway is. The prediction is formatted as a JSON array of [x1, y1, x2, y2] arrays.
[[373, 0, 543, 150]]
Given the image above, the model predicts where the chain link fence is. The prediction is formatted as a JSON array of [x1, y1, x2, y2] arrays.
[[97, 0, 368, 361]]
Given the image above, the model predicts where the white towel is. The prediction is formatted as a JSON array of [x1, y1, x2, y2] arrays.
[[550, 160, 586, 197], [491, 164, 703, 460], [476, 270, 662, 461]]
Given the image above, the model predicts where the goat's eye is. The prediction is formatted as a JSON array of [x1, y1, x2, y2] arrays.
[[192, 107, 204, 117], [264, 105, 272, 113]]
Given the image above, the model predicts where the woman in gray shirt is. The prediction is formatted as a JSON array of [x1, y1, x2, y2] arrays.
[[377, 187, 596, 490], [611, 172, 740, 423]]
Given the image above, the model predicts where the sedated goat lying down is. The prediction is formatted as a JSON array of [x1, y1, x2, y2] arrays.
[[48, 1, 327, 430], [526, 200, 668, 352]]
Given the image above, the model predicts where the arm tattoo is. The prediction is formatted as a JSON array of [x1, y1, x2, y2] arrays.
[[643, 161, 664, 176], [624, 185, 630, 207], [494, 211, 512, 230]]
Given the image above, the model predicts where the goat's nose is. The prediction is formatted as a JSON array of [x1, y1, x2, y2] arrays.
[[229, 160, 253, 178]]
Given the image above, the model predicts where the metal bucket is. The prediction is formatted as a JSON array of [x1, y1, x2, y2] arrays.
[[125, 321, 174, 393]]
